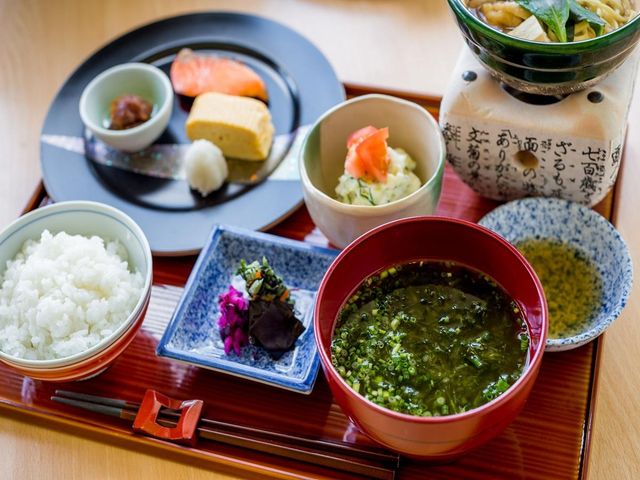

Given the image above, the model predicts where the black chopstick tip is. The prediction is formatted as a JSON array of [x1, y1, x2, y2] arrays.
[[50, 390, 399, 479], [50, 396, 75, 408]]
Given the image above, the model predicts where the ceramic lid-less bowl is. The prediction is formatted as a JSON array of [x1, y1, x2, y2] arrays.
[[479, 198, 633, 351], [156, 225, 339, 394], [0, 201, 153, 380], [300, 94, 445, 248], [447, 0, 640, 95], [314, 216, 547, 459], [79, 63, 173, 152]]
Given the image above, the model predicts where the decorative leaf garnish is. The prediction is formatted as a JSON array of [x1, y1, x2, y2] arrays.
[[515, 0, 570, 42]]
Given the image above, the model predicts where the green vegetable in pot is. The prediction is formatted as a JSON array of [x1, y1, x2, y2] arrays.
[[569, 0, 606, 36], [467, 0, 636, 42], [515, 0, 570, 42]]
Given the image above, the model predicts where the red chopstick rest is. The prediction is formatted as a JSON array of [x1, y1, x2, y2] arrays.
[[133, 389, 203, 445]]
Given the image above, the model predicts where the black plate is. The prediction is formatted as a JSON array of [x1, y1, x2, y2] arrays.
[[40, 12, 344, 255]]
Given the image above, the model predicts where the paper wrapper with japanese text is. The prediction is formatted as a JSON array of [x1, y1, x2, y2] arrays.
[[439, 48, 639, 206]]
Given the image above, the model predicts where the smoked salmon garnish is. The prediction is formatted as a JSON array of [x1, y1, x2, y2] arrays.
[[345, 126, 390, 183], [170, 48, 268, 101], [347, 126, 378, 149]]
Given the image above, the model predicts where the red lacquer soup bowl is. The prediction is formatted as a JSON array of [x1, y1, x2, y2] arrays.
[[314, 216, 548, 460]]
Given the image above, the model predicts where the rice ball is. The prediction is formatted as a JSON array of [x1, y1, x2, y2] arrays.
[[184, 139, 228, 196]]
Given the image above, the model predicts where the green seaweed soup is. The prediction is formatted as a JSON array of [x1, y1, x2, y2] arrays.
[[331, 261, 530, 417]]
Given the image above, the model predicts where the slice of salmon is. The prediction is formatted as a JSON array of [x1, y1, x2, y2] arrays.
[[345, 127, 390, 183], [170, 48, 268, 101], [347, 125, 378, 149]]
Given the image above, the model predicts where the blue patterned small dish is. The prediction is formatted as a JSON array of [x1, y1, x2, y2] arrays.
[[157, 225, 339, 393], [479, 198, 633, 352]]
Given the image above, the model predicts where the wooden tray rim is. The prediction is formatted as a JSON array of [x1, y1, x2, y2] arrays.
[[2, 82, 611, 480]]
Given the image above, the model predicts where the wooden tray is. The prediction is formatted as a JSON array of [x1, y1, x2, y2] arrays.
[[0, 85, 613, 480]]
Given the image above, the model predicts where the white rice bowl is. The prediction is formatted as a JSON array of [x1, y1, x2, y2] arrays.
[[0, 230, 144, 361]]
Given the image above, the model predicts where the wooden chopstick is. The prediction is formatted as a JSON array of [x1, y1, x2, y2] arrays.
[[54, 390, 398, 466], [52, 391, 399, 480]]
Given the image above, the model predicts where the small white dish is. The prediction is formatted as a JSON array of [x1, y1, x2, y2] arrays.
[[479, 198, 633, 352], [79, 63, 173, 152]]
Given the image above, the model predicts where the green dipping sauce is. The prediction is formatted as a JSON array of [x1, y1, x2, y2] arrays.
[[331, 261, 529, 417]]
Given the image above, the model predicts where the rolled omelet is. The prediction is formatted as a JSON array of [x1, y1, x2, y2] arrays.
[[186, 92, 274, 161]]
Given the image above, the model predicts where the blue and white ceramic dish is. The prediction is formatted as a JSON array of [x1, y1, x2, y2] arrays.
[[157, 225, 339, 393], [479, 198, 633, 352]]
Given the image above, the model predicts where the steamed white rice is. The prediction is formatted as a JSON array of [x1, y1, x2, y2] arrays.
[[0, 230, 143, 360]]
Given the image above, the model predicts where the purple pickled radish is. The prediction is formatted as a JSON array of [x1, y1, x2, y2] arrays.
[[226, 311, 236, 328], [218, 285, 250, 355], [230, 309, 244, 328], [224, 335, 234, 355], [233, 327, 248, 345], [233, 339, 242, 356], [219, 286, 249, 310]]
